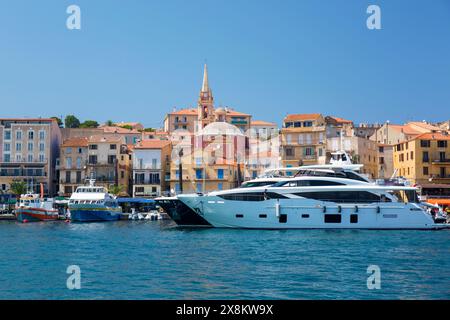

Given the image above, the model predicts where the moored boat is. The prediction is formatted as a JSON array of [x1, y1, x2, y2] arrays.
[[68, 180, 122, 222], [15, 193, 59, 223], [178, 176, 450, 230]]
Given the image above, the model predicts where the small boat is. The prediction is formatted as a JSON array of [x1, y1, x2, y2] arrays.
[[15, 191, 59, 223], [68, 179, 122, 222]]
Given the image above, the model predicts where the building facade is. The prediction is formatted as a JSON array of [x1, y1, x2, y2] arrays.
[[86, 135, 132, 194], [393, 132, 450, 185], [132, 140, 171, 198], [59, 137, 88, 196], [0, 118, 61, 195], [280, 113, 327, 167], [377, 144, 394, 179], [325, 116, 354, 138]]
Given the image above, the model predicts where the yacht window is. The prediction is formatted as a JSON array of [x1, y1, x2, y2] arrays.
[[324, 214, 341, 223], [295, 191, 384, 203], [343, 171, 368, 182], [240, 181, 277, 188], [275, 180, 344, 187], [218, 192, 287, 201], [389, 190, 419, 203]]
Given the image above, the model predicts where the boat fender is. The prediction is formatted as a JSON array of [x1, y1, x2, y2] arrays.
[[275, 200, 280, 217], [355, 205, 359, 213], [376, 206, 381, 213], [23, 219, 28, 223], [323, 206, 327, 213], [338, 205, 342, 213]]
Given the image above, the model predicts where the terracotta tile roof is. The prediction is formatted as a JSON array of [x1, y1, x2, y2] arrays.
[[226, 110, 250, 116], [169, 108, 199, 115], [0, 118, 57, 123], [407, 121, 441, 131], [413, 132, 450, 141], [327, 116, 353, 124], [62, 137, 88, 147], [251, 120, 277, 126], [284, 113, 322, 121], [134, 139, 172, 149], [88, 135, 124, 143], [387, 124, 421, 135], [401, 125, 422, 135], [101, 126, 141, 134]]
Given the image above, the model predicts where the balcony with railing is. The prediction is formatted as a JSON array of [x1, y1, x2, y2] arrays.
[[134, 178, 161, 185], [0, 168, 47, 177], [432, 159, 450, 165], [134, 191, 160, 197], [0, 159, 47, 165]]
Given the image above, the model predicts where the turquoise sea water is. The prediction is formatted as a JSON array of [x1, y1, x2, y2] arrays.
[[0, 220, 449, 300]]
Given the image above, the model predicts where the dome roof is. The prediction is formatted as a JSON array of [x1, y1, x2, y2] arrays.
[[198, 122, 244, 137], [215, 107, 226, 114]]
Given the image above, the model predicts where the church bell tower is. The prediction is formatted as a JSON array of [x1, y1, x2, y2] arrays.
[[198, 64, 214, 129]]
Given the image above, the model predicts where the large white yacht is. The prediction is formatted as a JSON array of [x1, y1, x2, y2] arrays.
[[156, 151, 369, 227], [178, 175, 449, 230]]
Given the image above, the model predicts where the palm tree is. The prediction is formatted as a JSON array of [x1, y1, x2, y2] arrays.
[[108, 185, 124, 196], [10, 180, 28, 198]]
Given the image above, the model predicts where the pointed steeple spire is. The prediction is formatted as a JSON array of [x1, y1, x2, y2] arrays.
[[201, 64, 210, 93]]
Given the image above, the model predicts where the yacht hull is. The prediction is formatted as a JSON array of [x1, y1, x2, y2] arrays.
[[156, 197, 211, 227], [178, 195, 447, 230]]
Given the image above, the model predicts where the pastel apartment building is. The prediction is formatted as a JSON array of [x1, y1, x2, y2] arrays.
[[132, 139, 171, 198], [280, 113, 327, 167], [393, 131, 450, 185], [59, 137, 88, 196], [86, 135, 132, 194], [0, 118, 61, 195]]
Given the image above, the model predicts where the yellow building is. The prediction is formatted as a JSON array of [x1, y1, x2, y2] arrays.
[[281, 113, 327, 167], [393, 132, 450, 185]]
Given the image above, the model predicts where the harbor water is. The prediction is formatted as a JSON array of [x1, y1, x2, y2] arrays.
[[0, 220, 449, 299]]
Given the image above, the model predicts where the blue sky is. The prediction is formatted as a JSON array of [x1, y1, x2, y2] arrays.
[[0, 0, 449, 128]]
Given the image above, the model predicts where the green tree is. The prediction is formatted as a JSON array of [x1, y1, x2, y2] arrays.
[[51, 116, 63, 127], [10, 180, 28, 197], [105, 120, 114, 126], [144, 127, 155, 132], [80, 120, 99, 128], [108, 185, 124, 196], [118, 124, 133, 130], [64, 115, 81, 128]]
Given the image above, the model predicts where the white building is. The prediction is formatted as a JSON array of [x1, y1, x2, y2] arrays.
[[132, 140, 171, 198]]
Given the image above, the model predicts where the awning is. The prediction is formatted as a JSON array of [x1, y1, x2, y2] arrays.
[[117, 198, 156, 204], [426, 198, 450, 206]]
